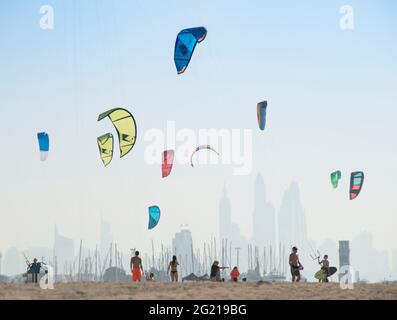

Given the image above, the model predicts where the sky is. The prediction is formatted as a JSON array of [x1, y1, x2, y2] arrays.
[[0, 0, 396, 258]]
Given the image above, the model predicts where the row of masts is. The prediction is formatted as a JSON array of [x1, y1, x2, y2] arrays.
[[38, 237, 288, 282]]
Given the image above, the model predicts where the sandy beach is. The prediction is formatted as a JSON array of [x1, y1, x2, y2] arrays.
[[0, 282, 396, 300]]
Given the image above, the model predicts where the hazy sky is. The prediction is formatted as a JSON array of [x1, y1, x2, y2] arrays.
[[0, 0, 396, 256]]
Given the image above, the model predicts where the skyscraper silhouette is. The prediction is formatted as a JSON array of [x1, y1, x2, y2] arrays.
[[252, 173, 275, 248], [219, 185, 232, 242], [278, 182, 308, 252]]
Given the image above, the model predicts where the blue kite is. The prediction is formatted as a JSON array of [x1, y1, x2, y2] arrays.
[[37, 132, 50, 161], [257, 101, 267, 131], [148, 206, 161, 230], [174, 27, 207, 74]]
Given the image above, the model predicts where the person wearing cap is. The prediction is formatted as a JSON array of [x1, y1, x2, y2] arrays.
[[210, 261, 228, 281]]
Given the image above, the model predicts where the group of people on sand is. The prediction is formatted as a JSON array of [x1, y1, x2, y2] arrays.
[[130, 246, 332, 283], [130, 251, 181, 282], [130, 250, 241, 283], [289, 246, 332, 283]]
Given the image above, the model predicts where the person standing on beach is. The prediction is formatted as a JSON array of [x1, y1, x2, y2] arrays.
[[317, 254, 330, 283], [167, 255, 180, 282], [130, 251, 144, 282], [210, 261, 228, 281], [29, 258, 41, 283], [289, 247, 303, 282]]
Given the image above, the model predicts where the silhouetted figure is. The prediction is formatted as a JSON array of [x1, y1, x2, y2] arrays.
[[130, 251, 143, 282], [167, 255, 180, 282], [289, 247, 304, 282], [28, 258, 41, 283], [210, 261, 228, 281]]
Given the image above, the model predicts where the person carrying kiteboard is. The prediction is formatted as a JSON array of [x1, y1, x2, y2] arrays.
[[318, 254, 330, 282]]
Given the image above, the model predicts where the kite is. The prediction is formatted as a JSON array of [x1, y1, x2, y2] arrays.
[[148, 206, 161, 230], [190, 145, 219, 167], [174, 27, 207, 74], [257, 101, 267, 130], [37, 132, 49, 161], [349, 171, 364, 200], [330, 170, 341, 189], [97, 133, 114, 167], [162, 150, 174, 178], [97, 108, 137, 158]]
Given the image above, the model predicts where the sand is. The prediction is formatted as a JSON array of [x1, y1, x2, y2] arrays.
[[0, 282, 396, 300]]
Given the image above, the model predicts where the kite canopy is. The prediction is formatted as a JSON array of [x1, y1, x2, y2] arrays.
[[190, 145, 219, 167], [350, 171, 364, 200], [97, 133, 114, 167], [330, 170, 341, 189], [98, 108, 137, 158], [174, 27, 207, 74], [37, 132, 49, 161], [148, 206, 161, 230], [162, 150, 175, 178], [257, 101, 267, 130]]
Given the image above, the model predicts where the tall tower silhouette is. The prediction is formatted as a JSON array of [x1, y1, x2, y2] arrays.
[[278, 182, 308, 252], [219, 185, 232, 243], [252, 173, 275, 248]]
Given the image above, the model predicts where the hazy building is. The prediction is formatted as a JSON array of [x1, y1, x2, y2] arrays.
[[3, 247, 24, 276], [251, 174, 276, 248], [54, 225, 75, 268], [172, 227, 198, 276], [278, 182, 308, 252], [351, 231, 390, 282], [339, 240, 350, 267], [392, 249, 397, 279], [230, 224, 249, 272], [100, 217, 113, 257], [219, 186, 232, 242], [217, 184, 249, 272]]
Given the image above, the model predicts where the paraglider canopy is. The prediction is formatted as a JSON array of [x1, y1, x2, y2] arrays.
[[148, 206, 161, 230], [37, 132, 49, 161], [162, 150, 174, 178], [97, 133, 114, 167], [190, 145, 219, 167], [350, 171, 364, 200], [257, 101, 267, 131], [330, 170, 341, 189], [98, 108, 137, 158], [174, 27, 207, 74]]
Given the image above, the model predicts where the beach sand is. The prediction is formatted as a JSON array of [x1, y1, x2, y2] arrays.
[[0, 282, 396, 300]]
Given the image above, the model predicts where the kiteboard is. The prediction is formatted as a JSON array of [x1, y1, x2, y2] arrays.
[[314, 267, 337, 280]]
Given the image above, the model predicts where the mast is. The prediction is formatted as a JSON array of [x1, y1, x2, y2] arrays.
[[235, 247, 241, 267], [94, 245, 98, 281], [109, 243, 113, 268], [213, 237, 217, 261], [191, 238, 195, 274], [152, 240, 155, 270], [264, 246, 267, 275], [78, 240, 82, 281]]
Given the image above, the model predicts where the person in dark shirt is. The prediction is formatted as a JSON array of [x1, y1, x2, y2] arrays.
[[29, 258, 41, 283], [210, 261, 228, 281]]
